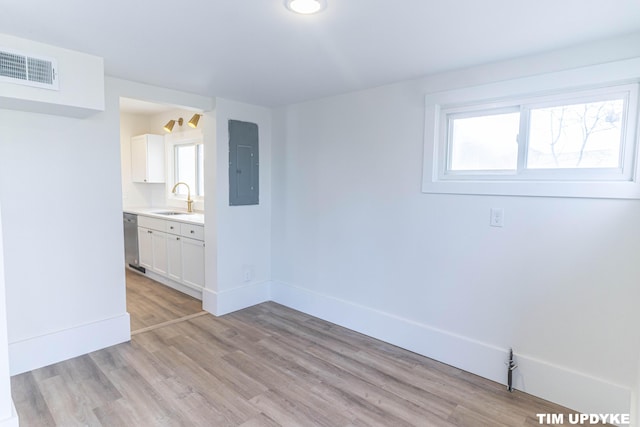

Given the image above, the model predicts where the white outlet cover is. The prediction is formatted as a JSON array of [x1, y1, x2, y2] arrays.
[[490, 208, 504, 227]]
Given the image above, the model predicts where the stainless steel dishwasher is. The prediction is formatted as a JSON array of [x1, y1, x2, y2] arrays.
[[123, 212, 145, 273]]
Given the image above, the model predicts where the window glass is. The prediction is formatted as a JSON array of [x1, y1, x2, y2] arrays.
[[448, 112, 520, 171], [527, 99, 624, 169], [174, 143, 204, 197]]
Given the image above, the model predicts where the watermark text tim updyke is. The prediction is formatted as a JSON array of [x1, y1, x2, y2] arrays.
[[536, 413, 630, 425]]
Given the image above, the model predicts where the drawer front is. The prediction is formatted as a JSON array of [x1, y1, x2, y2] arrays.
[[180, 223, 204, 240], [138, 215, 166, 231], [166, 221, 182, 235]]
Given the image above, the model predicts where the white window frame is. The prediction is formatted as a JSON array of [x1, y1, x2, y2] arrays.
[[165, 129, 204, 203], [422, 58, 640, 199]]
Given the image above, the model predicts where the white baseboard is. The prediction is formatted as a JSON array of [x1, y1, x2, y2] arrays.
[[9, 313, 130, 375], [270, 280, 631, 421], [513, 355, 631, 419], [202, 280, 271, 316], [0, 401, 18, 427]]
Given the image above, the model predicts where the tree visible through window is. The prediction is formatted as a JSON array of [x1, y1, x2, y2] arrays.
[[527, 99, 624, 169]]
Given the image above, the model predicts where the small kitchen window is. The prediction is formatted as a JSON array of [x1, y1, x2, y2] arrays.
[[174, 142, 204, 197], [166, 131, 204, 200]]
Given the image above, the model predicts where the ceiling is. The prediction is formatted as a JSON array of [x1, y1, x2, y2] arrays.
[[2, 0, 640, 107]]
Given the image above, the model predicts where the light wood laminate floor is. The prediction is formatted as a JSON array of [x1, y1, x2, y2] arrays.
[[12, 299, 596, 426], [125, 269, 203, 333]]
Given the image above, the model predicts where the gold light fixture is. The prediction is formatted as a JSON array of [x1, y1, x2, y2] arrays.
[[188, 113, 202, 128], [163, 117, 183, 133]]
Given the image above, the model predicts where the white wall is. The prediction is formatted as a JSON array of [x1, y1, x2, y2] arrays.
[[271, 33, 640, 420], [203, 98, 272, 315], [0, 205, 18, 426], [0, 104, 130, 374], [0, 75, 214, 375]]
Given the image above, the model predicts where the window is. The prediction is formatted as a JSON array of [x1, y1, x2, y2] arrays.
[[441, 86, 633, 181], [423, 61, 640, 199], [166, 130, 204, 201], [448, 109, 520, 172], [526, 98, 624, 170], [174, 143, 204, 197]]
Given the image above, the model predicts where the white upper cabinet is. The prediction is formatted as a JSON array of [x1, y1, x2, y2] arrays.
[[131, 134, 165, 183]]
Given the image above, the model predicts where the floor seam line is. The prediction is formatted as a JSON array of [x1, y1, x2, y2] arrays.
[[131, 311, 208, 336]]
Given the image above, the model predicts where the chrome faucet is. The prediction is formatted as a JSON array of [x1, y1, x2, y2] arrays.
[[171, 182, 193, 213]]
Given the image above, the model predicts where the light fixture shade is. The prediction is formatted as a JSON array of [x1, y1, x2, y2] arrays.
[[285, 0, 326, 14], [188, 114, 201, 128], [163, 120, 176, 133], [163, 118, 184, 133]]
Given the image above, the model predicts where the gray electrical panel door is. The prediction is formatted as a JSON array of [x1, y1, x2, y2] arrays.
[[229, 119, 259, 206]]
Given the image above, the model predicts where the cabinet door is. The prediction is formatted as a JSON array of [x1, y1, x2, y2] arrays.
[[181, 237, 204, 289], [131, 134, 165, 183], [167, 235, 182, 282], [151, 230, 168, 275], [138, 227, 153, 270], [131, 136, 148, 183]]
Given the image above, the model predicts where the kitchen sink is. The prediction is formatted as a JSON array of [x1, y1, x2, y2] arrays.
[[152, 211, 189, 216]]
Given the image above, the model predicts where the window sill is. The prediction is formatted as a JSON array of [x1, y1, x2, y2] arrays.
[[422, 178, 640, 199]]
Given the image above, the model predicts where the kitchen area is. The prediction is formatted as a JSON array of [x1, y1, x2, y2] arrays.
[[123, 208, 204, 299], [120, 97, 207, 329]]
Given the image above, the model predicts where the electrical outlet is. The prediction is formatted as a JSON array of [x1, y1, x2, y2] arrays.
[[490, 208, 504, 227], [242, 267, 252, 282]]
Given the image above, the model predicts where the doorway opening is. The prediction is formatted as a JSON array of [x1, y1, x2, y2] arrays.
[[119, 97, 206, 333]]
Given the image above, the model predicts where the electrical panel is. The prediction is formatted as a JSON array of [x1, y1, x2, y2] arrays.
[[229, 119, 259, 206]]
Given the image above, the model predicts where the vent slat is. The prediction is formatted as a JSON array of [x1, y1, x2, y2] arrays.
[[0, 51, 27, 80], [27, 57, 53, 84]]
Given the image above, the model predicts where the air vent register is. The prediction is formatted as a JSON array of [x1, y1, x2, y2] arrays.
[[0, 47, 58, 90]]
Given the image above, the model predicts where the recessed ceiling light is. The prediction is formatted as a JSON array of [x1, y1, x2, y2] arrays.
[[285, 0, 327, 15]]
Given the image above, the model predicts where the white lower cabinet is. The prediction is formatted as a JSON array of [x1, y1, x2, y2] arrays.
[[152, 231, 168, 275], [138, 227, 153, 270], [181, 237, 205, 289], [137, 215, 205, 294], [167, 234, 183, 282], [138, 227, 169, 275]]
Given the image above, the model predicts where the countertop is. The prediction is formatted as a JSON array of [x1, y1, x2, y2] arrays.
[[124, 207, 205, 226]]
